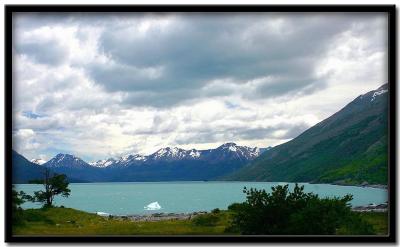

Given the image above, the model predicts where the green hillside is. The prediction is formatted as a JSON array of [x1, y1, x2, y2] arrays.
[[225, 85, 388, 185]]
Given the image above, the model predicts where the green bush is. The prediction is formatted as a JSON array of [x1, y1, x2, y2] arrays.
[[228, 184, 374, 235], [211, 208, 220, 214], [12, 187, 27, 226], [227, 203, 242, 211], [192, 213, 219, 227], [336, 213, 374, 235]]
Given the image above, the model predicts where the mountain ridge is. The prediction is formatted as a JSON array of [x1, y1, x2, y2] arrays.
[[224, 84, 388, 185], [41, 142, 265, 169], [16, 143, 267, 182]]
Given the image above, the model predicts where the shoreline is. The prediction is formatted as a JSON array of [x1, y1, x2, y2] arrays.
[[14, 181, 389, 189], [330, 182, 387, 190], [98, 211, 209, 222], [351, 203, 388, 213], [97, 202, 389, 222]]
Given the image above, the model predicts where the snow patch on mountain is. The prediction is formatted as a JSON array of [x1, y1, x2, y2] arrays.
[[90, 158, 116, 168], [371, 89, 388, 102], [31, 158, 46, 165], [189, 149, 201, 158], [152, 147, 188, 160]]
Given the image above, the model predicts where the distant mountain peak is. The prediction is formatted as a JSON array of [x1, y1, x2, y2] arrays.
[[30, 158, 46, 165], [89, 158, 117, 168], [44, 153, 89, 168], [370, 84, 388, 102], [54, 153, 78, 160], [152, 146, 187, 159], [218, 142, 238, 151], [358, 84, 388, 102], [120, 154, 147, 163], [220, 142, 237, 147]]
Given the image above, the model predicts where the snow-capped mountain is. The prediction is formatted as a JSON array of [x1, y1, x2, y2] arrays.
[[358, 83, 388, 103], [216, 142, 260, 160], [194, 142, 261, 164], [89, 158, 117, 168], [148, 147, 202, 162], [113, 154, 147, 167], [39, 143, 268, 182], [31, 158, 47, 165], [44, 153, 91, 169], [87, 143, 265, 168]]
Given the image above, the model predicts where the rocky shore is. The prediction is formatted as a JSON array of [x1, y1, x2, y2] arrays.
[[97, 202, 388, 222], [99, 211, 209, 222], [331, 181, 387, 189], [352, 203, 388, 212]]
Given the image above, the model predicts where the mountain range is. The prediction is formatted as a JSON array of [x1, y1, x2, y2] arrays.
[[12, 143, 269, 183], [12, 84, 388, 185]]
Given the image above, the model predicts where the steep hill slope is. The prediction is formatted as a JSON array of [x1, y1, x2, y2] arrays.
[[12, 150, 47, 183], [225, 84, 388, 185]]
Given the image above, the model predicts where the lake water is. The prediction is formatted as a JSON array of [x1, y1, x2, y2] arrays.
[[15, 182, 387, 215]]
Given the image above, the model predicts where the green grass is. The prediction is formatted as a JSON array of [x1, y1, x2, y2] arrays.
[[13, 207, 234, 236], [335, 212, 388, 235], [13, 207, 387, 236], [358, 212, 388, 235]]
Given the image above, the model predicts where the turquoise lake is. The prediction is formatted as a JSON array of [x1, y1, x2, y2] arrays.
[[15, 182, 387, 215]]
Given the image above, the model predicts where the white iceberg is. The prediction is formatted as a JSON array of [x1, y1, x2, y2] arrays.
[[144, 201, 162, 210], [96, 211, 110, 217]]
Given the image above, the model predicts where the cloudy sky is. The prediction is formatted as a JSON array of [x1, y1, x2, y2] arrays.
[[12, 12, 388, 162]]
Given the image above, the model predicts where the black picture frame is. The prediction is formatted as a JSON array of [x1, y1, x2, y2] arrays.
[[4, 4, 397, 243]]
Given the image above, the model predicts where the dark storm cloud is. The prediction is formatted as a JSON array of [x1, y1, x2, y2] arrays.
[[13, 12, 386, 108], [122, 89, 198, 108], [86, 13, 385, 107]]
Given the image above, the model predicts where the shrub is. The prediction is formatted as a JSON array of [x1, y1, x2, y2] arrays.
[[336, 213, 374, 235], [211, 208, 220, 214], [228, 184, 374, 235], [12, 186, 29, 226], [192, 213, 219, 227]]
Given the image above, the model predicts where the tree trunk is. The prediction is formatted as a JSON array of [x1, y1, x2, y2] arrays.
[[44, 168, 52, 207]]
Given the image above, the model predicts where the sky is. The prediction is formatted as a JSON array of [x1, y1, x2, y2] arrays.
[[11, 12, 388, 162]]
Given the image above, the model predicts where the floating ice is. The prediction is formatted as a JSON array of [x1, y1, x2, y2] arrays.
[[144, 201, 162, 210], [96, 211, 110, 216]]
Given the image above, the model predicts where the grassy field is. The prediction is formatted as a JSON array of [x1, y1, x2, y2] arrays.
[[355, 212, 388, 235], [13, 207, 233, 235], [13, 207, 388, 236]]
